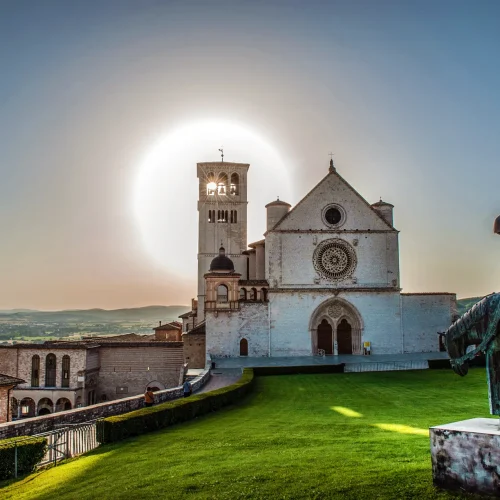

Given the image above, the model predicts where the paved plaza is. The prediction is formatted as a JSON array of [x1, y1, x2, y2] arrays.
[[212, 351, 449, 369]]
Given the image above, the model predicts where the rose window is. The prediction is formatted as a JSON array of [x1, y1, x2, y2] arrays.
[[313, 239, 357, 281]]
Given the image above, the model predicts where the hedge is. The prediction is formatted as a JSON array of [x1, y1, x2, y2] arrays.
[[96, 368, 254, 444], [253, 364, 345, 376], [0, 436, 47, 480]]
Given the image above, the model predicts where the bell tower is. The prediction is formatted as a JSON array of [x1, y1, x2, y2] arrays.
[[196, 161, 249, 320]]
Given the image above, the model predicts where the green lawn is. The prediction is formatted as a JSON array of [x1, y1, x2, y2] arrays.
[[1, 369, 493, 499]]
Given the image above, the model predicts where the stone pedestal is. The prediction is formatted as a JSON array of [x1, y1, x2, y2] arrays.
[[430, 418, 500, 497]]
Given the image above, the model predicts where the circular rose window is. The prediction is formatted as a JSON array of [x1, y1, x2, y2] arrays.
[[322, 204, 346, 228], [313, 239, 357, 281]]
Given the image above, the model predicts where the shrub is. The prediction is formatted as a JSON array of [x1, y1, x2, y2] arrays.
[[253, 364, 345, 376], [0, 436, 47, 480], [97, 368, 254, 444]]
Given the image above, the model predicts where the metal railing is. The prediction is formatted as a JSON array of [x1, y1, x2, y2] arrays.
[[7, 420, 100, 479], [34, 420, 99, 468]]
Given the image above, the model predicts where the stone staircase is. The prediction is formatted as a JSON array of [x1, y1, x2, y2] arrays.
[[344, 359, 429, 373]]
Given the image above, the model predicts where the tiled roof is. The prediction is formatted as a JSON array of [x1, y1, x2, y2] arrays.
[[0, 374, 25, 386], [1, 342, 99, 349], [85, 333, 156, 342], [248, 239, 265, 248], [153, 322, 181, 331], [184, 321, 206, 336]]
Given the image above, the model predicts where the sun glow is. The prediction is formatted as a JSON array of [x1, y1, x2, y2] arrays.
[[133, 119, 293, 280]]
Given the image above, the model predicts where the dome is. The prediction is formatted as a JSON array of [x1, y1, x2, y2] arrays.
[[371, 199, 394, 208], [210, 247, 235, 272], [265, 198, 291, 208], [494, 215, 500, 235]]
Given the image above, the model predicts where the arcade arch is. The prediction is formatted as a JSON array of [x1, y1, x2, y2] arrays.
[[309, 298, 363, 355]]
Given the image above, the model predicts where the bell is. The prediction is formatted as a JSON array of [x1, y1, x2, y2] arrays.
[[494, 215, 500, 235]]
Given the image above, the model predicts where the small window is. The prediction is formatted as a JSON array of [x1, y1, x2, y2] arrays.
[[31, 355, 40, 387], [218, 173, 228, 195], [217, 284, 228, 303], [230, 173, 239, 195], [45, 353, 56, 387], [61, 355, 70, 388], [240, 338, 248, 356]]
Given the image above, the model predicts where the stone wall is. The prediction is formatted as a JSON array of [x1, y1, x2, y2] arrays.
[[401, 293, 455, 353], [0, 368, 211, 439], [0, 350, 17, 378], [266, 171, 399, 290], [269, 232, 399, 289], [430, 418, 500, 496], [0, 346, 90, 389], [269, 290, 402, 356], [0, 386, 12, 424], [183, 333, 206, 369], [206, 302, 269, 357], [97, 344, 184, 401]]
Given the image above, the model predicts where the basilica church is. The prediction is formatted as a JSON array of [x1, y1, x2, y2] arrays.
[[180, 160, 456, 360]]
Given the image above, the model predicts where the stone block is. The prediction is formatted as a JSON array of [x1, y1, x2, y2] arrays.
[[430, 418, 500, 497]]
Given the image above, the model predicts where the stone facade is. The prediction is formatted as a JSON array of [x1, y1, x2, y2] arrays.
[[0, 338, 185, 419], [97, 343, 183, 399], [0, 368, 211, 439], [401, 293, 457, 353], [189, 160, 455, 359], [0, 375, 25, 424], [183, 323, 206, 369]]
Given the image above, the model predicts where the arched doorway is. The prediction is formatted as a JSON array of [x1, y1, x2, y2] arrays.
[[240, 338, 248, 356], [310, 298, 363, 355], [317, 319, 333, 355], [337, 319, 353, 354]]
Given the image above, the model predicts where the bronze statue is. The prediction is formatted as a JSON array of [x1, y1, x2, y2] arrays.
[[445, 293, 500, 415]]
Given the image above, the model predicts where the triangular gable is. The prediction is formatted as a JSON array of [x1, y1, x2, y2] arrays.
[[272, 170, 395, 232]]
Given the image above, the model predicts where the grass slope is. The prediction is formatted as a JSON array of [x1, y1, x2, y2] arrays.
[[1, 370, 492, 500]]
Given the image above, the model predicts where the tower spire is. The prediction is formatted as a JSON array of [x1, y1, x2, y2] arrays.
[[328, 152, 336, 173]]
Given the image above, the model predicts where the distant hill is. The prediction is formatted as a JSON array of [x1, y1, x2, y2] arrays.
[[0, 305, 190, 323], [456, 296, 488, 316], [0, 298, 492, 323]]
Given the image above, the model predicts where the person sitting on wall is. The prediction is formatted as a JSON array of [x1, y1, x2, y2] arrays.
[[144, 387, 155, 407], [183, 380, 192, 398]]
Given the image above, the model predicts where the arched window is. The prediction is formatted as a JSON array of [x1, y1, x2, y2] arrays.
[[45, 353, 56, 387], [225, 210, 228, 222], [239, 288, 247, 300], [218, 173, 228, 195], [230, 210, 238, 224], [240, 338, 248, 356], [207, 173, 216, 195], [208, 210, 213, 223], [262, 288, 268, 302], [61, 355, 70, 388], [31, 355, 40, 387], [217, 284, 228, 303], [251, 288, 258, 300], [230, 173, 239, 195], [234, 210, 237, 223]]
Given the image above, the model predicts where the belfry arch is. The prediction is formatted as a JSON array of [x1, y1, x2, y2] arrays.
[[309, 298, 363, 355]]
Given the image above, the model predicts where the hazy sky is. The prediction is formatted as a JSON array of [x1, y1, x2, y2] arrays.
[[1, 0, 499, 310]]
